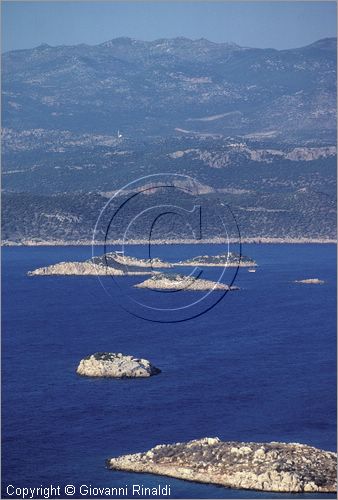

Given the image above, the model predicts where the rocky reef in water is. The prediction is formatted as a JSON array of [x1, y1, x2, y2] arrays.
[[107, 437, 337, 493], [176, 252, 257, 267], [134, 273, 239, 291], [294, 278, 325, 285], [76, 352, 161, 378]]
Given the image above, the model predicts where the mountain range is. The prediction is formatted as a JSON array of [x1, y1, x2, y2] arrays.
[[3, 36, 336, 136], [2, 37, 337, 242]]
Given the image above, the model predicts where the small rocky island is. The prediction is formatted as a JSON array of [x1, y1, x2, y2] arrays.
[[176, 252, 257, 267], [76, 352, 161, 378], [27, 261, 129, 276], [107, 437, 337, 493], [135, 273, 239, 291], [92, 252, 173, 268], [28, 251, 257, 276], [294, 278, 325, 285], [27, 251, 172, 276], [27, 253, 156, 276]]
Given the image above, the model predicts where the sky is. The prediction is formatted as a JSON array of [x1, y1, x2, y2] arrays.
[[1, 1, 337, 53]]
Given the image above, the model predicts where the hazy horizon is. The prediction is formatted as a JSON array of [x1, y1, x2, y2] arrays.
[[2, 1, 337, 53], [2, 33, 337, 55]]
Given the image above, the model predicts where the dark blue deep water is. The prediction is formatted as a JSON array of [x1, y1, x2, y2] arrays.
[[2, 244, 337, 499]]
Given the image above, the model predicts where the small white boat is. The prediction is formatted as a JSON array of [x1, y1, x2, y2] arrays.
[[248, 268, 256, 273]]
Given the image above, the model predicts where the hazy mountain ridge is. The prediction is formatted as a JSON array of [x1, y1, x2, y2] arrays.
[[2, 37, 336, 242], [2, 36, 336, 135]]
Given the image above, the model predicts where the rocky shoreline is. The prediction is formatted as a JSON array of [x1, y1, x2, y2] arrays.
[[76, 352, 161, 378], [3, 237, 337, 246], [107, 437, 337, 493]]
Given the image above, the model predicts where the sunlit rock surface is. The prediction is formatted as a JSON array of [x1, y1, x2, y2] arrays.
[[27, 261, 126, 276], [107, 437, 337, 493], [92, 252, 173, 268], [134, 273, 239, 291], [294, 278, 325, 284], [176, 252, 257, 267], [76, 352, 161, 378]]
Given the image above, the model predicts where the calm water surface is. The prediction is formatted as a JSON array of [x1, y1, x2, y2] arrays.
[[2, 244, 336, 498]]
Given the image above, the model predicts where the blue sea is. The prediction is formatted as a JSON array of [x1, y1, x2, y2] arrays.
[[2, 244, 337, 499]]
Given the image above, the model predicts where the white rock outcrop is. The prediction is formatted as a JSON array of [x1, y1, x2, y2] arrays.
[[76, 352, 161, 378], [294, 278, 325, 285], [27, 261, 151, 276], [175, 252, 257, 267], [28, 261, 124, 276], [107, 437, 337, 493], [134, 273, 239, 291], [110, 253, 173, 268]]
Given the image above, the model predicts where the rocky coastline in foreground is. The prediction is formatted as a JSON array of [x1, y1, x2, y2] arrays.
[[107, 437, 337, 493]]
